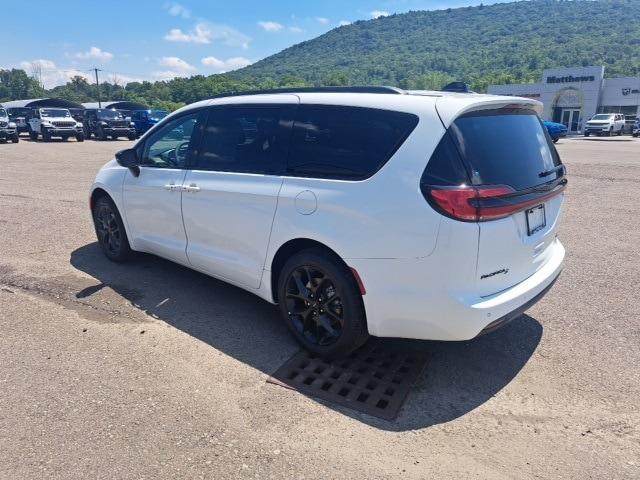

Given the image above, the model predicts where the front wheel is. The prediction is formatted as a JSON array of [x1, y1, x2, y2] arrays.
[[584, 132, 590, 137], [128, 132, 137, 141], [278, 249, 368, 358], [92, 196, 133, 262], [76, 132, 85, 142], [11, 133, 19, 143], [42, 129, 51, 142]]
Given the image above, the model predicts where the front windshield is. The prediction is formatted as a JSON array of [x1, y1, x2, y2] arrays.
[[149, 110, 168, 121], [97, 109, 124, 120], [0, 108, 7, 118], [591, 114, 614, 120], [41, 109, 71, 118]]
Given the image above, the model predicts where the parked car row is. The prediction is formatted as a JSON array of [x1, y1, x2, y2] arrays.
[[1, 106, 168, 143]]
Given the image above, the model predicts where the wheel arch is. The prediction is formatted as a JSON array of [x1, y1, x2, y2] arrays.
[[269, 238, 363, 304]]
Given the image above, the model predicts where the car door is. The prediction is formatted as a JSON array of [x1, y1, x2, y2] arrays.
[[122, 110, 206, 265], [181, 99, 297, 288]]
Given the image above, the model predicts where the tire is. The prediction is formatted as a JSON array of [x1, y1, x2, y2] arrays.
[[277, 248, 368, 358], [29, 129, 38, 140], [98, 126, 107, 141], [128, 132, 137, 141], [617, 129, 623, 136], [11, 133, 19, 143], [552, 137, 558, 143], [42, 129, 51, 142], [584, 132, 590, 137], [607, 128, 612, 137], [92, 196, 133, 262], [76, 132, 85, 142]]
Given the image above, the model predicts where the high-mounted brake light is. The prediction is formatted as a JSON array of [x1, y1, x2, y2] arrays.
[[427, 183, 566, 222]]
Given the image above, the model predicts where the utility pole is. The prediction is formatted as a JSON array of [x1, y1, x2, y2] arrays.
[[92, 68, 102, 108]]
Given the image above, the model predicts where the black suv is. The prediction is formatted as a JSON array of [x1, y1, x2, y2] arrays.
[[84, 108, 136, 140]]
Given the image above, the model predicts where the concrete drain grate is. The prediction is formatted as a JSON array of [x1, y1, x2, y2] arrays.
[[268, 342, 429, 420]]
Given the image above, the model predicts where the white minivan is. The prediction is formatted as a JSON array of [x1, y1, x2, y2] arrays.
[[90, 87, 566, 357]]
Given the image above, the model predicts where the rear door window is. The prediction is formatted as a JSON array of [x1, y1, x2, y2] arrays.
[[448, 108, 562, 191], [196, 105, 293, 175], [287, 105, 418, 180]]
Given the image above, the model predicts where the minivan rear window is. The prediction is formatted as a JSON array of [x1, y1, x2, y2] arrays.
[[287, 105, 418, 180], [449, 108, 562, 191]]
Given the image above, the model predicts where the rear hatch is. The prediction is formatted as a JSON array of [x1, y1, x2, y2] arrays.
[[425, 101, 567, 296]]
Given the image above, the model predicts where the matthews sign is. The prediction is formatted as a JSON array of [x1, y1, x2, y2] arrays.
[[546, 75, 596, 84]]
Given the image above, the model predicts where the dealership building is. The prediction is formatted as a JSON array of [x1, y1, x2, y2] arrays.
[[488, 66, 640, 133]]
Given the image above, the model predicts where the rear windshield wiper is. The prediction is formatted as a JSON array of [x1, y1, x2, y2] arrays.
[[539, 164, 565, 178]]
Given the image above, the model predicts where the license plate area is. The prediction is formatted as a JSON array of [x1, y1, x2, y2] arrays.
[[526, 204, 546, 236]]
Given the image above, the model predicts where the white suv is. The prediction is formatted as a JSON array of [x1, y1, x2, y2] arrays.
[[583, 113, 625, 136], [28, 107, 85, 142], [90, 87, 566, 357]]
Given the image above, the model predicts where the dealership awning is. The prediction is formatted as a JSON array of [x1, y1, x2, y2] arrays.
[[1, 98, 85, 110], [81, 101, 148, 111]]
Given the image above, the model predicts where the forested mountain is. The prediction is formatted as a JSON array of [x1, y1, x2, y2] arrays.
[[233, 0, 640, 91], [2, 0, 639, 109]]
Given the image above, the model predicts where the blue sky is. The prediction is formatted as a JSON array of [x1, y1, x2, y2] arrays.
[[2, 0, 499, 87]]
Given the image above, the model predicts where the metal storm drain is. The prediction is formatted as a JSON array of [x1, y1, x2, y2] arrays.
[[268, 342, 429, 421]]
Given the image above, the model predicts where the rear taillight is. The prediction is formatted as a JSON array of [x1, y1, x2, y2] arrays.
[[425, 183, 566, 222]]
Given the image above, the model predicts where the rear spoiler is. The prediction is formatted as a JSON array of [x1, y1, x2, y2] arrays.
[[435, 96, 543, 128]]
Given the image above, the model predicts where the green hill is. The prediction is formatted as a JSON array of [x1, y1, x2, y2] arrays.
[[232, 0, 640, 91]]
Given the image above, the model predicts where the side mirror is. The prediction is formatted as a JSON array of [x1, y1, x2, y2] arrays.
[[115, 148, 140, 168], [115, 148, 141, 177]]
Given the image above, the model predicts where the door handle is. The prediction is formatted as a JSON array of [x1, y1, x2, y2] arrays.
[[164, 183, 179, 191], [183, 184, 200, 193]]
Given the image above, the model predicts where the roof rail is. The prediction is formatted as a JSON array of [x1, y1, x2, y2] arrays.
[[209, 85, 405, 99], [441, 81, 474, 93]]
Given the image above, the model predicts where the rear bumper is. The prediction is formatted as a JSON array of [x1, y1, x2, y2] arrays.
[[348, 238, 565, 341]]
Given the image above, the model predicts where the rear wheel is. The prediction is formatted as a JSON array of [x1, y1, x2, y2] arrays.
[[92, 196, 132, 262], [278, 249, 368, 358]]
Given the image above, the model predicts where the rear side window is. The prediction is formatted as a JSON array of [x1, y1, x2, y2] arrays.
[[287, 105, 418, 180], [448, 108, 562, 191], [196, 106, 291, 174]]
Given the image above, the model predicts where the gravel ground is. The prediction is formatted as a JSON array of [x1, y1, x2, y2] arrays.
[[0, 136, 638, 479]]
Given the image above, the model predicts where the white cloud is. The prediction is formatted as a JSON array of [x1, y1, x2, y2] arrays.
[[73, 46, 114, 62], [370, 10, 390, 18], [158, 56, 196, 71], [339, 20, 352, 26], [151, 70, 192, 81], [164, 1, 190, 19], [164, 22, 250, 48], [258, 21, 283, 32], [289, 26, 304, 33], [201, 56, 252, 72], [18, 59, 91, 88], [315, 17, 329, 24]]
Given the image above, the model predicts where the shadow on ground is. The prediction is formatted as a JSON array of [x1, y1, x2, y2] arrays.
[[70, 242, 542, 431]]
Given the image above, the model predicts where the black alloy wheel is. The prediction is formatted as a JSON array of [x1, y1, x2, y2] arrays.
[[285, 265, 345, 347], [93, 197, 132, 262], [278, 249, 368, 358]]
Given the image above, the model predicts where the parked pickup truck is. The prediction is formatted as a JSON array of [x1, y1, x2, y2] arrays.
[[583, 113, 625, 136], [84, 108, 137, 140], [0, 107, 19, 143], [27, 108, 85, 142]]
